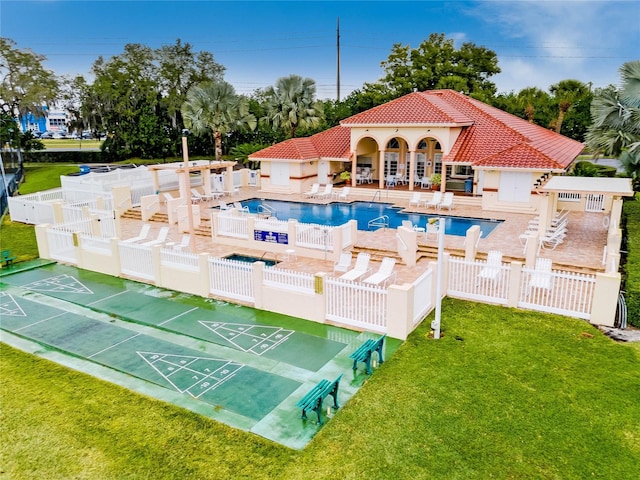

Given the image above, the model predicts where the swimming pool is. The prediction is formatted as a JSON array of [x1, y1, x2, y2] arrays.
[[238, 199, 502, 237], [224, 253, 278, 266]]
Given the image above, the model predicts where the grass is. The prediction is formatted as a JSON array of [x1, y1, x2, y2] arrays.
[[1, 299, 639, 479]]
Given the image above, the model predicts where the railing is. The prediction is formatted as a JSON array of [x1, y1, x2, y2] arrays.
[[217, 211, 249, 238], [47, 229, 77, 264], [296, 224, 334, 251], [558, 192, 581, 202], [519, 267, 595, 319], [369, 190, 382, 206], [368, 215, 389, 230], [79, 234, 111, 254], [160, 248, 199, 271], [325, 276, 387, 333], [585, 194, 605, 212], [447, 256, 510, 305], [263, 267, 315, 294], [413, 268, 434, 325], [119, 243, 154, 281], [257, 202, 276, 217], [208, 257, 254, 303]]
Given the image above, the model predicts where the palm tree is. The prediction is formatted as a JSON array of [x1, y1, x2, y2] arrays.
[[181, 81, 256, 161], [261, 74, 323, 138], [549, 79, 590, 133], [586, 61, 640, 188]]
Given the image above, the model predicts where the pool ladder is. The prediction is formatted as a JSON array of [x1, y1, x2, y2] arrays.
[[368, 215, 390, 231], [257, 202, 276, 217]]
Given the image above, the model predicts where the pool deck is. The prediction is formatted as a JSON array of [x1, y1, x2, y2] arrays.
[[119, 186, 608, 284]]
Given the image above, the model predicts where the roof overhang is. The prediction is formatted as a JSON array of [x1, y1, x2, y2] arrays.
[[148, 160, 237, 173], [341, 122, 473, 128], [540, 176, 634, 197]]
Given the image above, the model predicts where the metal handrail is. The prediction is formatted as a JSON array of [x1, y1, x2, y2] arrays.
[[368, 215, 389, 230], [257, 202, 276, 217]]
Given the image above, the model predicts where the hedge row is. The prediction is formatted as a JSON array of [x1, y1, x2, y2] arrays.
[[23, 151, 105, 164], [622, 193, 640, 328]]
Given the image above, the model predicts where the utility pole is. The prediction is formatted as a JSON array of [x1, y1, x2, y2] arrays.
[[336, 17, 341, 102]]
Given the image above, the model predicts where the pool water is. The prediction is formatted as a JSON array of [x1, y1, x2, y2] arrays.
[[224, 254, 278, 266], [239, 199, 502, 237]]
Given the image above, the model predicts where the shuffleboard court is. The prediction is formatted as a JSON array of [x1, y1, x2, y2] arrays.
[[2, 264, 349, 371], [1, 293, 300, 421]]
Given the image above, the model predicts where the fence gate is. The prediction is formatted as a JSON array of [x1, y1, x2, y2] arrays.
[[585, 193, 605, 212]]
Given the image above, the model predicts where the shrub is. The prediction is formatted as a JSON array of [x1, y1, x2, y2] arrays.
[[622, 193, 640, 327]]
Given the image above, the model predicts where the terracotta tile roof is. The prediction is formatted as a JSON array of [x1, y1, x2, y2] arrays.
[[249, 126, 350, 161], [340, 92, 473, 125], [249, 89, 584, 170], [430, 90, 584, 169]]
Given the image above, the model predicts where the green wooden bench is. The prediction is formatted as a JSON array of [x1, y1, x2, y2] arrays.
[[350, 334, 386, 375], [296, 374, 342, 425], [1, 250, 16, 267]]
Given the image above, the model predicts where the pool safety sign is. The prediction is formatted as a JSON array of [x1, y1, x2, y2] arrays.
[[254, 229, 289, 244]]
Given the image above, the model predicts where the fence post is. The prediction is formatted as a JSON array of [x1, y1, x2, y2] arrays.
[[151, 245, 162, 286], [52, 201, 64, 224], [464, 225, 481, 260], [386, 283, 413, 340], [198, 253, 210, 298], [252, 261, 265, 309], [523, 233, 538, 267], [34, 224, 51, 259], [507, 261, 522, 308], [111, 238, 122, 276], [590, 272, 621, 327]]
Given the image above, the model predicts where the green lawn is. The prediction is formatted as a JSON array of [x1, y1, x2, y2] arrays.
[[1, 300, 638, 479]]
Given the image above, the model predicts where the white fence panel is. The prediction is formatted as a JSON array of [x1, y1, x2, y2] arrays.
[[263, 267, 315, 294], [296, 224, 334, 251], [160, 249, 199, 271], [8, 195, 56, 224], [447, 256, 510, 305], [119, 243, 154, 281], [80, 234, 111, 254], [585, 194, 605, 212], [413, 268, 434, 325], [208, 257, 254, 303], [325, 277, 387, 333], [341, 223, 352, 249], [519, 267, 595, 320], [217, 212, 249, 238], [47, 229, 77, 264]]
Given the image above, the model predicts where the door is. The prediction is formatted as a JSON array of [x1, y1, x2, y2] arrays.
[[317, 160, 329, 184], [498, 171, 531, 203]]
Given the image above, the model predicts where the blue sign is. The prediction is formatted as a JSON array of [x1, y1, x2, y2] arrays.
[[254, 230, 289, 244]]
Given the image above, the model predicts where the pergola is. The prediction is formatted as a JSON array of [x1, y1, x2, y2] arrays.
[[147, 159, 237, 199]]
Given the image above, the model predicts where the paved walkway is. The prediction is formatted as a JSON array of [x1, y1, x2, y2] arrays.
[[119, 186, 609, 285]]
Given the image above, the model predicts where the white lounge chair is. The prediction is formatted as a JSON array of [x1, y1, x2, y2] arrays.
[[167, 234, 190, 252], [141, 226, 170, 247], [303, 183, 320, 198], [339, 253, 371, 281], [162, 192, 176, 204], [478, 250, 503, 283], [425, 221, 439, 240], [425, 191, 442, 209], [438, 192, 454, 210], [333, 252, 352, 273], [420, 176, 432, 189], [401, 219, 425, 235], [409, 192, 422, 208], [190, 188, 204, 203], [337, 187, 350, 201], [537, 227, 567, 253], [317, 184, 333, 199], [122, 224, 151, 244], [528, 257, 554, 293], [363, 257, 397, 286], [233, 202, 250, 214], [219, 200, 231, 210]]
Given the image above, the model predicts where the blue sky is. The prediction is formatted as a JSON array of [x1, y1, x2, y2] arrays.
[[2, 0, 639, 100]]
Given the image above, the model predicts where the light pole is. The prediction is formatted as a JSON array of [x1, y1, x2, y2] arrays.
[[430, 217, 445, 339]]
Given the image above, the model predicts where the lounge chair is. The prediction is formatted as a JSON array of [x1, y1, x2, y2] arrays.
[[401, 219, 425, 235], [219, 200, 231, 210], [537, 227, 567, 253], [363, 257, 397, 286], [122, 224, 151, 244], [478, 250, 503, 283], [528, 257, 554, 293], [141, 226, 170, 247], [333, 252, 352, 273], [303, 183, 320, 198], [339, 253, 371, 281], [167, 234, 190, 252], [408, 192, 422, 208], [385, 175, 396, 188], [337, 187, 350, 201], [233, 201, 250, 214], [317, 184, 333, 199], [425, 191, 442, 209], [190, 188, 204, 203], [438, 192, 454, 210]]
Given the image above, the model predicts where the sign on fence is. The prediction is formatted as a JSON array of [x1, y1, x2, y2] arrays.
[[254, 229, 289, 244]]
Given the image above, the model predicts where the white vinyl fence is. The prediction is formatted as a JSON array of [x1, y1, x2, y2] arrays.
[[119, 243, 154, 281], [325, 277, 387, 333], [208, 257, 254, 303], [263, 267, 315, 294], [448, 256, 510, 305]]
